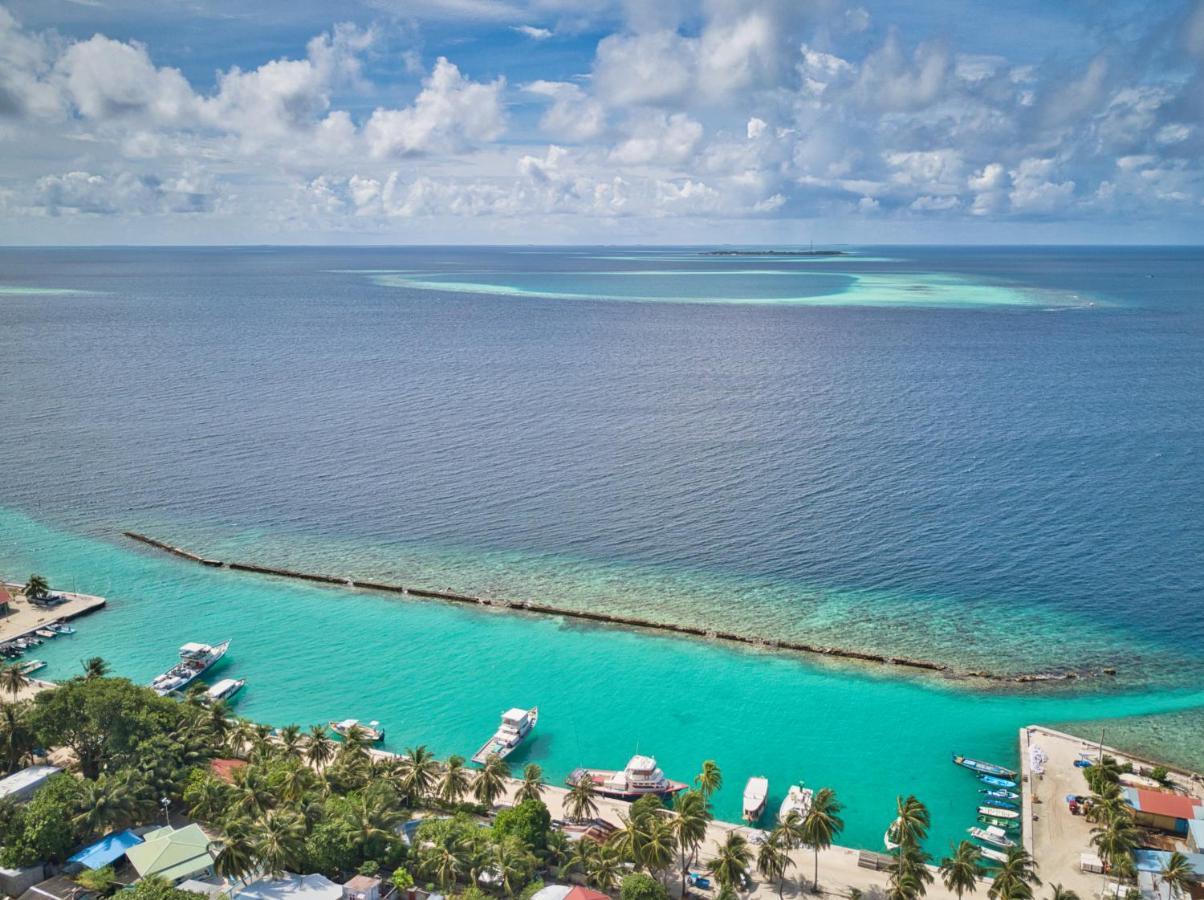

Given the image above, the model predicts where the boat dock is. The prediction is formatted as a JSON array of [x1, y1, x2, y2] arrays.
[[0, 582, 106, 645], [123, 530, 1116, 685]]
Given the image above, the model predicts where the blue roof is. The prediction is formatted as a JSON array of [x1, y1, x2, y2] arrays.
[[1133, 848, 1204, 877], [68, 830, 143, 869]]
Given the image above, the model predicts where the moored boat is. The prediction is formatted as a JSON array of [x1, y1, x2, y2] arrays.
[[978, 814, 1019, 830], [330, 718, 384, 742], [34, 629, 57, 639], [980, 775, 1018, 789], [977, 805, 1020, 820], [567, 755, 688, 800], [17, 659, 45, 675], [969, 826, 1016, 849], [981, 788, 1020, 801], [150, 640, 230, 696], [884, 817, 902, 851], [778, 784, 814, 823], [206, 678, 245, 703], [742, 777, 769, 823], [472, 707, 538, 764], [980, 847, 1009, 864], [50, 622, 76, 634], [953, 755, 1017, 780]]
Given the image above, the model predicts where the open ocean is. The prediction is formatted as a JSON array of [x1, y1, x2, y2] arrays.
[[1, 245, 1202, 851]]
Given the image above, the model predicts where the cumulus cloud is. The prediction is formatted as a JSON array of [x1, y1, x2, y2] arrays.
[[524, 80, 605, 141]]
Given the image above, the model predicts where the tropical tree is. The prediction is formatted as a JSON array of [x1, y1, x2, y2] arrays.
[[1048, 885, 1079, 900], [211, 823, 258, 885], [473, 754, 510, 808], [940, 841, 983, 900], [894, 844, 935, 899], [639, 815, 677, 881], [756, 828, 795, 900], [1159, 851, 1194, 900], [0, 701, 35, 773], [304, 725, 336, 768], [988, 848, 1041, 900], [892, 795, 931, 848], [72, 775, 138, 836], [419, 838, 470, 891], [671, 789, 712, 896], [696, 760, 723, 799], [277, 724, 303, 759], [801, 786, 844, 890], [252, 808, 306, 877], [1090, 812, 1137, 898], [82, 657, 110, 679], [0, 665, 30, 700], [517, 763, 546, 804], [778, 809, 805, 849], [488, 836, 537, 897], [565, 771, 599, 823], [23, 575, 48, 601], [437, 755, 473, 806], [395, 745, 439, 802], [708, 831, 753, 894], [586, 843, 624, 893]]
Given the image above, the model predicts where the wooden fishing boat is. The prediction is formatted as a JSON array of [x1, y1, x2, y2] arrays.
[[953, 755, 1017, 779], [978, 814, 1019, 830], [980, 775, 1018, 789], [969, 826, 1016, 849], [977, 805, 1020, 820], [981, 788, 1020, 801]]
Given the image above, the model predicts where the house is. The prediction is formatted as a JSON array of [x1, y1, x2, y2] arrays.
[[1132, 848, 1204, 882], [1123, 788, 1201, 835], [234, 873, 344, 900], [531, 887, 609, 900], [16, 875, 97, 900], [0, 864, 46, 898], [67, 830, 144, 870], [342, 875, 383, 900], [124, 824, 215, 884], [0, 766, 61, 804]]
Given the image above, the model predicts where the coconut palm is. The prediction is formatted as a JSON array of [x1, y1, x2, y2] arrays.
[[279, 762, 315, 805], [73, 776, 137, 836], [276, 724, 303, 758], [396, 745, 439, 802], [708, 830, 753, 894], [490, 837, 537, 897], [82, 656, 110, 679], [586, 843, 624, 893], [565, 771, 599, 823], [672, 789, 712, 896], [1159, 851, 1193, 900], [437, 755, 472, 806], [0, 664, 29, 699], [517, 763, 546, 804], [696, 760, 723, 799], [23, 575, 48, 600], [1090, 813, 1137, 895], [346, 790, 404, 847], [0, 701, 35, 773], [889, 869, 927, 900], [473, 754, 510, 808], [940, 841, 983, 900], [640, 815, 676, 880], [188, 776, 230, 823], [895, 844, 935, 897], [893, 795, 931, 848], [544, 829, 573, 874], [565, 834, 597, 880], [303, 724, 335, 768], [757, 828, 795, 900], [988, 848, 1041, 900], [801, 786, 844, 890], [252, 809, 306, 878], [420, 838, 470, 891], [1048, 885, 1079, 900], [212, 824, 258, 886], [779, 808, 805, 849]]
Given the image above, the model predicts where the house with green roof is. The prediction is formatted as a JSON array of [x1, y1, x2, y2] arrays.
[[124, 825, 215, 884]]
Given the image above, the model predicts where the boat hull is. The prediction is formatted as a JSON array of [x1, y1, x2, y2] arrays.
[[472, 707, 538, 765], [566, 768, 687, 799], [953, 754, 1018, 780], [977, 805, 1020, 820]]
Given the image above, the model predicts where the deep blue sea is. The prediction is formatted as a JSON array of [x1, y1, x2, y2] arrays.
[[1, 246, 1202, 847]]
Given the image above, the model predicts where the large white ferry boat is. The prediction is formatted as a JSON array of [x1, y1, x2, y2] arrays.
[[472, 707, 538, 764], [150, 640, 230, 696], [567, 755, 688, 800]]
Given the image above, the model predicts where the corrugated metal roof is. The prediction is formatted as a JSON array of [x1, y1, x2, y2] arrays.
[[67, 830, 143, 870], [1129, 788, 1199, 819]]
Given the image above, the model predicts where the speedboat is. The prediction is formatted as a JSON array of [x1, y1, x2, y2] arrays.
[[978, 805, 1020, 820], [150, 640, 230, 696], [884, 817, 902, 851], [567, 755, 688, 799], [50, 622, 76, 635], [981, 788, 1020, 801], [17, 659, 45, 675], [472, 707, 538, 764], [742, 777, 769, 823], [778, 784, 814, 823], [980, 847, 1009, 864], [980, 775, 1018, 789], [34, 629, 57, 639], [329, 718, 384, 742], [969, 826, 1016, 849], [205, 678, 245, 703], [953, 755, 1017, 780]]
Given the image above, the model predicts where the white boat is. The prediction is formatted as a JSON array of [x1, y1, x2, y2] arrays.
[[779, 784, 814, 823], [977, 805, 1020, 820], [969, 826, 1016, 849], [150, 640, 230, 696], [17, 659, 46, 675], [34, 629, 57, 639], [206, 678, 245, 703], [330, 718, 384, 742], [49, 622, 76, 634], [980, 847, 1009, 864], [567, 755, 688, 800], [884, 816, 902, 851], [742, 777, 769, 823], [472, 707, 538, 764]]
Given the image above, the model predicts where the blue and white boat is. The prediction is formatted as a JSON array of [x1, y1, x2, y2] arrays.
[[980, 775, 1018, 789], [953, 755, 1017, 780], [981, 788, 1020, 801]]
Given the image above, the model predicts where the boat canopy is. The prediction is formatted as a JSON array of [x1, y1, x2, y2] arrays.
[[503, 708, 529, 724], [628, 755, 657, 772], [180, 642, 211, 654]]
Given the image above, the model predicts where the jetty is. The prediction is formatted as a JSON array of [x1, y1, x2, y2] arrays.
[[0, 582, 106, 644], [122, 530, 1113, 685]]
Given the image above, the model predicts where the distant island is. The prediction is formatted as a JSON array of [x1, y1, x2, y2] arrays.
[[702, 249, 849, 256]]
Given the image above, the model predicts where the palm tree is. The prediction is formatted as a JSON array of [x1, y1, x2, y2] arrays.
[[544, 829, 573, 875], [565, 771, 599, 823], [517, 763, 546, 804], [1048, 885, 1079, 900], [279, 762, 314, 805], [73, 776, 137, 836], [473, 754, 510, 808], [212, 824, 258, 886], [437, 755, 472, 806], [420, 839, 469, 891], [396, 745, 439, 802], [708, 830, 753, 894], [566, 834, 597, 881], [586, 843, 623, 893], [779, 809, 805, 849], [757, 828, 795, 900], [0, 701, 35, 773], [304, 725, 335, 768], [23, 575, 48, 601], [0, 664, 29, 699], [82, 656, 109, 679], [640, 815, 676, 881], [490, 837, 537, 897], [1159, 851, 1193, 900], [252, 809, 306, 878], [696, 760, 723, 799], [672, 789, 712, 896], [1090, 814, 1137, 898], [801, 786, 845, 890], [988, 847, 1041, 900], [895, 844, 935, 898], [188, 777, 229, 823], [277, 724, 303, 759], [889, 869, 927, 900], [940, 841, 983, 900], [893, 795, 931, 848]]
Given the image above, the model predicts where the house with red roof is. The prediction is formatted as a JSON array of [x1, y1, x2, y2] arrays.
[[1122, 786, 1201, 834]]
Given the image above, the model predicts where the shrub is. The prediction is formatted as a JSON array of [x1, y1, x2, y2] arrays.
[[493, 800, 552, 854], [621, 873, 669, 900]]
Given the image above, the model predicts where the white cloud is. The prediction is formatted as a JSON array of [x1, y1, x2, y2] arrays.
[[524, 80, 605, 141], [512, 25, 552, 40], [609, 112, 702, 165]]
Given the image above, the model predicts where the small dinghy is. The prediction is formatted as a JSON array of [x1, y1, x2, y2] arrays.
[[980, 775, 1018, 789]]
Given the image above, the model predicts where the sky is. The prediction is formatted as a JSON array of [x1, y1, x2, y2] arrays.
[[0, 0, 1202, 244]]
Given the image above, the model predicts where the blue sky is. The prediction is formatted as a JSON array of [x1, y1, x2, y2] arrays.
[[1, 0, 1202, 243]]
